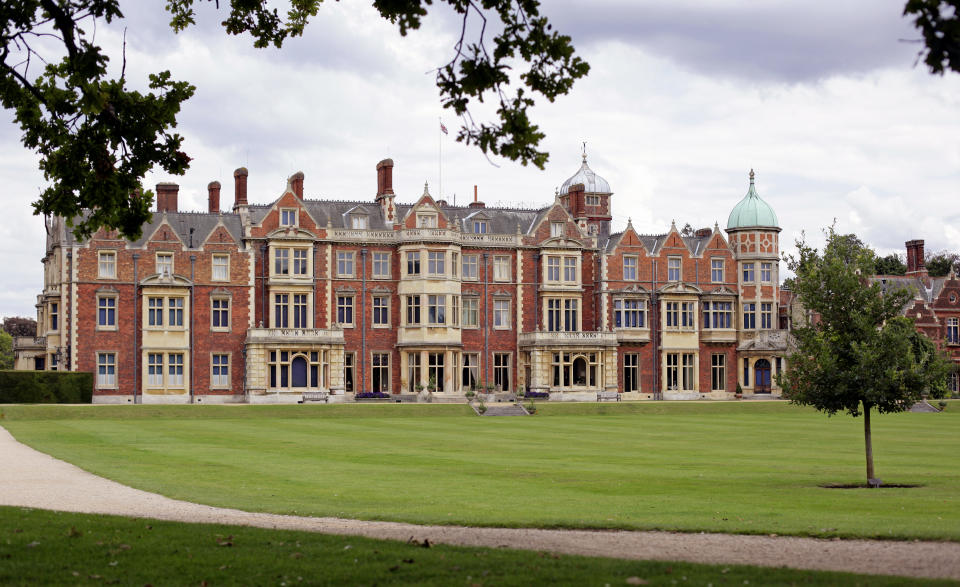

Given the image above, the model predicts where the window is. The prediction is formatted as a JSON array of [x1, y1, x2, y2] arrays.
[[711, 354, 726, 391], [407, 353, 421, 393], [293, 294, 308, 328], [760, 302, 773, 329], [462, 353, 480, 390], [665, 301, 694, 329], [280, 208, 297, 226], [473, 220, 487, 233], [681, 302, 694, 328], [451, 253, 458, 278], [167, 353, 184, 387], [97, 352, 116, 388], [546, 299, 561, 332], [147, 353, 163, 387], [268, 350, 325, 390], [148, 297, 164, 326], [551, 222, 564, 238], [703, 301, 732, 329], [212, 298, 230, 330], [337, 296, 354, 326], [743, 358, 750, 386], [564, 299, 578, 331], [563, 257, 577, 282], [950, 371, 959, 393], [451, 295, 460, 326], [168, 297, 184, 327], [624, 353, 639, 392], [97, 296, 116, 328], [665, 353, 695, 391], [494, 299, 510, 329], [947, 318, 959, 344], [551, 352, 600, 387], [98, 251, 116, 279], [585, 195, 600, 206], [761, 262, 772, 282], [546, 257, 560, 282], [372, 296, 389, 326], [743, 302, 756, 329], [211, 254, 229, 281], [406, 295, 421, 325], [742, 262, 755, 282], [711, 258, 724, 283], [372, 353, 390, 392], [274, 293, 289, 327], [623, 256, 637, 281], [665, 301, 679, 328], [406, 251, 420, 276], [462, 254, 478, 280], [49, 302, 59, 332], [337, 251, 354, 277], [417, 214, 437, 228], [427, 251, 445, 276], [212, 354, 230, 388], [293, 249, 308, 276], [461, 297, 478, 328], [351, 215, 368, 229], [372, 252, 390, 278], [428, 352, 444, 391], [427, 294, 446, 325], [344, 353, 355, 392], [275, 248, 289, 275], [667, 257, 681, 282], [157, 253, 174, 276], [614, 299, 646, 328], [493, 255, 511, 281], [493, 353, 510, 391]]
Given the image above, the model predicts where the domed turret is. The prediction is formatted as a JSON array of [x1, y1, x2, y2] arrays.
[[557, 148, 614, 242], [559, 153, 611, 195], [727, 170, 778, 230]]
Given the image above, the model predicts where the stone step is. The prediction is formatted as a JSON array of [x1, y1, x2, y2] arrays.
[[478, 403, 529, 417]]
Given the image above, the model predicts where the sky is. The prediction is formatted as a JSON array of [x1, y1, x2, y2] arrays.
[[1, 0, 958, 318]]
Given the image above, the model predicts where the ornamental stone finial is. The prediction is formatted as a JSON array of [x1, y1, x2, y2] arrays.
[[749, 169, 755, 183]]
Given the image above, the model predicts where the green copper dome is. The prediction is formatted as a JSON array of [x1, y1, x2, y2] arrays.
[[726, 170, 779, 230]]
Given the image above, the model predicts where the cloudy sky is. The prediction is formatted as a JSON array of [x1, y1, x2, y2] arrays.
[[1, 0, 958, 318]]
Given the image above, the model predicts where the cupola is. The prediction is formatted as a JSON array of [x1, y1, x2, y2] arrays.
[[726, 169, 779, 230]]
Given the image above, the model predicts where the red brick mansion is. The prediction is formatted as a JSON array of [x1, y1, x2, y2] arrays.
[[19, 156, 792, 403]]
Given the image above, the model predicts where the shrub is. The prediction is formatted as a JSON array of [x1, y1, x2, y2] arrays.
[[0, 370, 93, 403]]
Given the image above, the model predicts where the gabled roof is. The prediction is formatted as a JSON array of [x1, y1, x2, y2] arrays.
[[130, 211, 244, 248]]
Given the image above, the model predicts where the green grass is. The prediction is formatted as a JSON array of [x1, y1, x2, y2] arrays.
[[0, 507, 947, 586], [2, 402, 959, 540]]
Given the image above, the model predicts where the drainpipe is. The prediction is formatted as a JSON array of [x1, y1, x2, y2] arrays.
[[260, 244, 267, 326], [313, 243, 320, 327], [652, 259, 659, 400], [190, 255, 196, 403], [132, 254, 139, 404], [360, 249, 367, 393], [65, 250, 72, 371], [483, 252, 490, 387], [533, 253, 540, 330]]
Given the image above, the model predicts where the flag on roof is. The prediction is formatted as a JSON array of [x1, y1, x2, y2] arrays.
[[440, 121, 448, 135]]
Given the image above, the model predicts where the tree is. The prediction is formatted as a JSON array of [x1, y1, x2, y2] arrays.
[[925, 251, 959, 277], [874, 253, 906, 276], [0, 331, 13, 370], [2, 316, 38, 338], [781, 227, 951, 486], [903, 0, 960, 75], [2, 1, 588, 240]]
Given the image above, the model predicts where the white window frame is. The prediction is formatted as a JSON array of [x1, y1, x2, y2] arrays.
[[372, 252, 390, 279], [167, 353, 185, 388], [623, 256, 638, 281], [551, 222, 564, 238], [427, 251, 446, 276], [337, 251, 355, 277], [97, 295, 117, 330], [585, 194, 600, 206], [493, 299, 510, 329], [667, 257, 681, 282], [372, 295, 390, 327], [147, 352, 163, 387], [292, 248, 309, 276], [711, 353, 726, 392], [417, 214, 437, 228], [351, 215, 368, 230], [274, 248, 290, 276], [613, 298, 646, 329], [703, 301, 733, 329], [406, 295, 421, 325], [761, 262, 772, 283], [212, 254, 229, 281], [371, 352, 390, 392], [473, 220, 487, 234], [211, 353, 230, 389], [462, 254, 478, 280], [336, 295, 354, 327], [427, 294, 446, 325], [493, 255, 511, 282], [280, 208, 298, 227], [461, 297, 479, 328], [546, 257, 560, 282], [624, 353, 639, 392], [98, 251, 117, 279], [97, 352, 117, 388], [406, 251, 421, 276], [156, 252, 174, 277], [211, 297, 230, 331], [947, 318, 959, 344], [742, 262, 755, 283], [711, 258, 724, 283]]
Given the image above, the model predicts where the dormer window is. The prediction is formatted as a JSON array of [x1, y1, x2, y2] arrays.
[[157, 252, 174, 276], [351, 215, 368, 230], [586, 195, 600, 206], [551, 222, 564, 238], [418, 214, 437, 228], [473, 220, 487, 233], [280, 208, 297, 227]]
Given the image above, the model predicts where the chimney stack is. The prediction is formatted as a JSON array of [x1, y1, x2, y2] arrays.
[[376, 159, 394, 198], [290, 171, 304, 199], [156, 182, 179, 213], [469, 184, 485, 208], [568, 183, 585, 217], [233, 167, 248, 210], [905, 239, 927, 276], [207, 181, 221, 213]]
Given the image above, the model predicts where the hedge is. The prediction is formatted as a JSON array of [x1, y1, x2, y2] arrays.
[[0, 371, 93, 404]]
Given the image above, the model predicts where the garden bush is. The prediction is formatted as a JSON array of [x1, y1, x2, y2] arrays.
[[0, 370, 92, 403]]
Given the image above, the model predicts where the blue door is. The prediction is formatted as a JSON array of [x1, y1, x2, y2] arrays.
[[754, 359, 771, 393]]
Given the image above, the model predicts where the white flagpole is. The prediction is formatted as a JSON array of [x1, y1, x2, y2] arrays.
[[438, 116, 443, 200]]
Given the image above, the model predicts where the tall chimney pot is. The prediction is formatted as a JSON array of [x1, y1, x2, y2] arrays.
[[469, 184, 485, 208], [233, 167, 248, 209], [376, 159, 394, 198], [207, 181, 221, 213], [289, 171, 304, 199], [156, 182, 179, 213]]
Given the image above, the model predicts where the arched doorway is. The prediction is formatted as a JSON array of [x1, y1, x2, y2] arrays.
[[291, 355, 308, 388], [754, 359, 771, 393], [573, 356, 587, 386]]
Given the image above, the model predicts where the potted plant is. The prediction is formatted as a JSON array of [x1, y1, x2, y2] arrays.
[[735, 383, 743, 399]]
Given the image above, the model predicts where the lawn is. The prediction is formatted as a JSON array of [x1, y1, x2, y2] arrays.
[[2, 402, 958, 541], [3, 507, 940, 586]]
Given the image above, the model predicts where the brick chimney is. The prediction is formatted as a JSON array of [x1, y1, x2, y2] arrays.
[[468, 185, 485, 209], [905, 239, 927, 277], [376, 159, 394, 199], [156, 182, 179, 213], [233, 167, 248, 210], [290, 171, 304, 199], [568, 183, 585, 218], [207, 181, 221, 213]]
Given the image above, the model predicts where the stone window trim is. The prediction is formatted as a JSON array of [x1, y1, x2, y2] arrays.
[[336, 250, 355, 278], [210, 352, 232, 389], [585, 194, 600, 206], [493, 255, 511, 282], [96, 351, 118, 389], [96, 293, 118, 331], [371, 295, 390, 328], [710, 257, 725, 284], [156, 252, 175, 276], [211, 253, 230, 282], [371, 251, 391, 279], [667, 256, 682, 282], [211, 296, 231, 332], [623, 255, 638, 281], [371, 351, 391, 393], [144, 295, 187, 331], [336, 295, 355, 328], [550, 222, 564, 238], [98, 250, 118, 280], [461, 297, 480, 329], [280, 207, 298, 227], [613, 297, 648, 329], [493, 299, 511, 330]]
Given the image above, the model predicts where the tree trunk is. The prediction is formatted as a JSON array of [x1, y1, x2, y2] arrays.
[[863, 402, 875, 486]]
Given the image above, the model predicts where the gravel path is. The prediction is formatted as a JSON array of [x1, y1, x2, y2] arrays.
[[2, 427, 958, 582]]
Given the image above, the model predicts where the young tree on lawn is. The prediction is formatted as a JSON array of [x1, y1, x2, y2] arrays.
[[780, 228, 951, 486], [0, 331, 14, 370]]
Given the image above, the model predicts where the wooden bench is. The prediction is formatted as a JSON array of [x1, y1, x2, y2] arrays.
[[597, 391, 620, 402], [299, 391, 329, 404]]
